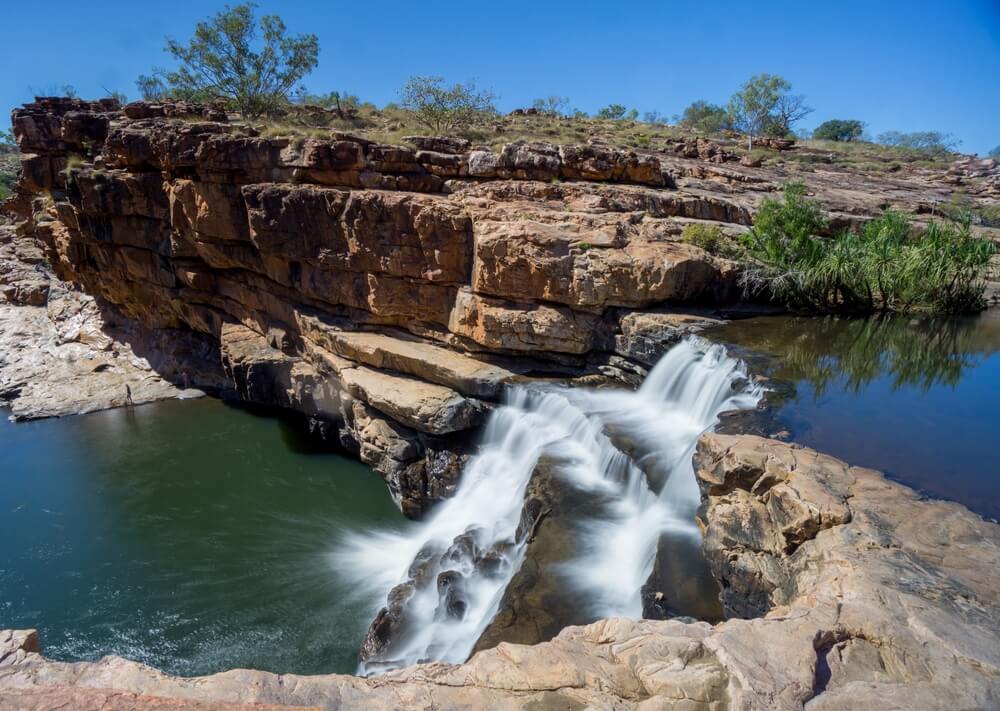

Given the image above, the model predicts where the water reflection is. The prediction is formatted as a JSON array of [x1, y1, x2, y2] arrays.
[[714, 313, 1000, 395], [710, 310, 1000, 520]]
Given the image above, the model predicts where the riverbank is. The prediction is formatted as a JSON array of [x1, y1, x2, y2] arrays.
[[0, 221, 219, 420], [709, 310, 1000, 520]]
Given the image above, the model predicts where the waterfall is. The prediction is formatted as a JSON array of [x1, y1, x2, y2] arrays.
[[334, 337, 762, 675]]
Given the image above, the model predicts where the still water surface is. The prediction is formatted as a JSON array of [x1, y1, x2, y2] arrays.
[[0, 398, 403, 676], [711, 310, 1000, 521]]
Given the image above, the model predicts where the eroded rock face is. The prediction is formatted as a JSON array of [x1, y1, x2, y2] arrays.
[[4, 98, 746, 515], [3, 436, 998, 709], [7, 97, 996, 519], [0, 221, 222, 418], [692, 434, 1000, 709]]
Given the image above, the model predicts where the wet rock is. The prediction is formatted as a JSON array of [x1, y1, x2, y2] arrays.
[[359, 581, 415, 663], [612, 310, 723, 366], [435, 571, 469, 620], [442, 529, 480, 568], [475, 460, 598, 653]]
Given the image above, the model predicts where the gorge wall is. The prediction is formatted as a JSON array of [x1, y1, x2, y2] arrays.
[[6, 97, 751, 516], [9, 98, 987, 516]]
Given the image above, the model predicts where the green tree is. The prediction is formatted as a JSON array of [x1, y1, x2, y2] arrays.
[[595, 103, 627, 120], [136, 3, 319, 118], [727, 74, 795, 150], [813, 119, 865, 142], [531, 96, 570, 116], [679, 100, 732, 134], [399, 76, 497, 134]]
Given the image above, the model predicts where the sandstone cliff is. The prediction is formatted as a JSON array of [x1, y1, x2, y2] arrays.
[[5, 98, 742, 515], [8, 97, 992, 517], [2, 435, 997, 710]]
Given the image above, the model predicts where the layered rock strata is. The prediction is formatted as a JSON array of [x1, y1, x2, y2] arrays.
[[6, 97, 746, 515], [0, 220, 220, 418], [2, 434, 997, 710]]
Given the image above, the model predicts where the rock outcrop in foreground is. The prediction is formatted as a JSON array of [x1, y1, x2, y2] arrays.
[[2, 435, 997, 710]]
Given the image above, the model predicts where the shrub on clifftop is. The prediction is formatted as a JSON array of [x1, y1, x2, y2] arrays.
[[876, 130, 961, 155], [136, 3, 319, 118], [399, 76, 497, 134], [727, 74, 811, 149], [679, 100, 732, 134]]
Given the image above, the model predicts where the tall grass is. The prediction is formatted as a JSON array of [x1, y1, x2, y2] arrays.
[[741, 182, 996, 314]]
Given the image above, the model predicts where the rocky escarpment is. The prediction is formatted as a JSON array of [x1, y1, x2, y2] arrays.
[[2, 434, 997, 710], [5, 97, 747, 516], [0, 219, 222, 418], [9, 97, 991, 515]]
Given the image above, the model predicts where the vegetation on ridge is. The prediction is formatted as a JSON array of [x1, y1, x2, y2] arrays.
[[812, 119, 865, 142], [726, 74, 811, 149], [741, 183, 996, 314], [0, 128, 18, 202], [137, 3, 319, 118], [397, 76, 497, 134]]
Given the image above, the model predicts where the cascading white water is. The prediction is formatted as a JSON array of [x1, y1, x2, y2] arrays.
[[334, 337, 761, 675]]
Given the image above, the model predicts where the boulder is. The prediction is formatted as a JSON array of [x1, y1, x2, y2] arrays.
[[448, 288, 598, 354], [339, 364, 486, 435], [403, 136, 471, 154], [471, 216, 725, 309]]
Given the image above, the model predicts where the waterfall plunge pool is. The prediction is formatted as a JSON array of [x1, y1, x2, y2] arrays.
[[1, 339, 761, 678], [0, 399, 404, 676], [8, 314, 993, 679]]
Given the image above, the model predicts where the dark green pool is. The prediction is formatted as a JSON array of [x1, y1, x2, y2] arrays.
[[711, 309, 1000, 521], [0, 398, 403, 676]]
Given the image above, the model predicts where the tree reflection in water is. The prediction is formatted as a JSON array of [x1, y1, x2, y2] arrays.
[[712, 313, 1000, 396]]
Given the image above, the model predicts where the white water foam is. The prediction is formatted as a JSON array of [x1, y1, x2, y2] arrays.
[[334, 337, 761, 674]]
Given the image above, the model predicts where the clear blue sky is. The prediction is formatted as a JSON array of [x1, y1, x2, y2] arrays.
[[3, 0, 998, 154]]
